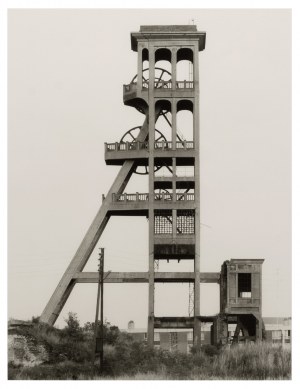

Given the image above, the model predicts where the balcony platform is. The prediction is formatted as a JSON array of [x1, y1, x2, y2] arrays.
[[123, 82, 197, 108], [105, 141, 196, 166], [105, 192, 196, 216]]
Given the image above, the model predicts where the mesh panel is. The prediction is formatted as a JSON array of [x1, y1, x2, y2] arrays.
[[154, 210, 172, 234], [176, 210, 195, 234]]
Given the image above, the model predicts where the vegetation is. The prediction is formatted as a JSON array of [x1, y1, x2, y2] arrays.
[[8, 314, 291, 380]]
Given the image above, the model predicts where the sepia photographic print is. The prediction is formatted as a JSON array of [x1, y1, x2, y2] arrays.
[[6, 6, 293, 382]]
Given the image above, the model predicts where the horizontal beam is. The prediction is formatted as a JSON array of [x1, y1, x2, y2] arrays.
[[154, 316, 219, 328], [74, 271, 220, 283], [154, 316, 195, 329], [200, 272, 220, 283], [75, 272, 148, 283]]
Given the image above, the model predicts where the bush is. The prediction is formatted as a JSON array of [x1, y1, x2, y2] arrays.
[[61, 312, 84, 340], [201, 344, 220, 357], [8, 315, 291, 380]]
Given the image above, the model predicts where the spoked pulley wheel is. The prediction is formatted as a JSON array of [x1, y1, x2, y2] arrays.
[[131, 68, 172, 89], [120, 126, 167, 175]]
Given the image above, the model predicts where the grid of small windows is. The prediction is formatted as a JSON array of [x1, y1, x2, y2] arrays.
[[176, 210, 195, 234], [154, 210, 172, 234]]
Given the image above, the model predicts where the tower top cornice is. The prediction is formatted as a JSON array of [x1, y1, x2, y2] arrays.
[[131, 25, 206, 52]]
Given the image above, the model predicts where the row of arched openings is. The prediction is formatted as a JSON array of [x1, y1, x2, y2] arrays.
[[141, 48, 194, 85]]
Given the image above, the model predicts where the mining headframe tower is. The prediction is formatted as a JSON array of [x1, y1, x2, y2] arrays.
[[40, 25, 264, 346]]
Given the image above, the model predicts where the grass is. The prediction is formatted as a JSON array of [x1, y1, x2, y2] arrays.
[[8, 318, 291, 380], [8, 342, 291, 380]]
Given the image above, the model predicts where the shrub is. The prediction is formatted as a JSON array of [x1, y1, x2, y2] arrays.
[[61, 312, 84, 340], [8, 315, 291, 380], [200, 344, 220, 357]]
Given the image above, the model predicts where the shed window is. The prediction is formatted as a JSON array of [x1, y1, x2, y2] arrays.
[[187, 332, 193, 341], [238, 273, 252, 298], [272, 330, 282, 340]]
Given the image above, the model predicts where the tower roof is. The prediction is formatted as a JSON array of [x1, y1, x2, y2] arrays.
[[131, 25, 206, 52]]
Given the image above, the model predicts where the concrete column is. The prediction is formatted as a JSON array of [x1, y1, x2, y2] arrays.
[[147, 44, 155, 347], [172, 99, 177, 149], [172, 157, 176, 201], [171, 47, 177, 90], [193, 43, 201, 346], [137, 42, 143, 89], [172, 209, 177, 239], [256, 317, 263, 340], [194, 318, 201, 347]]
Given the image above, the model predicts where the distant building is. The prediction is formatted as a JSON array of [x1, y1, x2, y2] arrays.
[[263, 317, 291, 345], [122, 317, 291, 353]]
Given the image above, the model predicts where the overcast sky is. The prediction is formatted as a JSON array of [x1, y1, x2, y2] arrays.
[[8, 9, 291, 329]]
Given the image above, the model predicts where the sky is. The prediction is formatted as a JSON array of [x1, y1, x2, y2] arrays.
[[7, 8, 291, 330]]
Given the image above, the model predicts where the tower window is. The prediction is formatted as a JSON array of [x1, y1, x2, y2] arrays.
[[238, 273, 252, 298]]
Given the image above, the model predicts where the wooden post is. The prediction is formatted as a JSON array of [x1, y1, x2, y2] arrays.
[[93, 249, 103, 365], [99, 248, 104, 373]]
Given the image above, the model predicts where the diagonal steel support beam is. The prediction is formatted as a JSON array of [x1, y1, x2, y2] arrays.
[[40, 116, 151, 325]]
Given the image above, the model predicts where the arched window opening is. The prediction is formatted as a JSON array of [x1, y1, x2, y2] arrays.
[[176, 101, 194, 143], [142, 48, 149, 88], [155, 48, 172, 88], [176, 48, 193, 88]]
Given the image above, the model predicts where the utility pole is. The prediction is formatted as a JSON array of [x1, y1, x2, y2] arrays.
[[93, 248, 104, 371], [99, 248, 104, 373]]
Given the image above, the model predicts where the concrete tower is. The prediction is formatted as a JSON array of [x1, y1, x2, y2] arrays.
[[40, 25, 265, 347], [40, 25, 219, 347], [125, 25, 206, 345]]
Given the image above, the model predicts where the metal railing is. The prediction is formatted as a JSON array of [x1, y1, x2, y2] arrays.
[[106, 141, 194, 152], [112, 192, 194, 203], [155, 80, 172, 89], [154, 141, 194, 150], [140, 80, 194, 89], [154, 193, 173, 201], [154, 141, 172, 150], [105, 141, 148, 152], [112, 193, 149, 202], [176, 80, 194, 89], [176, 193, 195, 201], [125, 80, 194, 91], [175, 141, 194, 149]]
